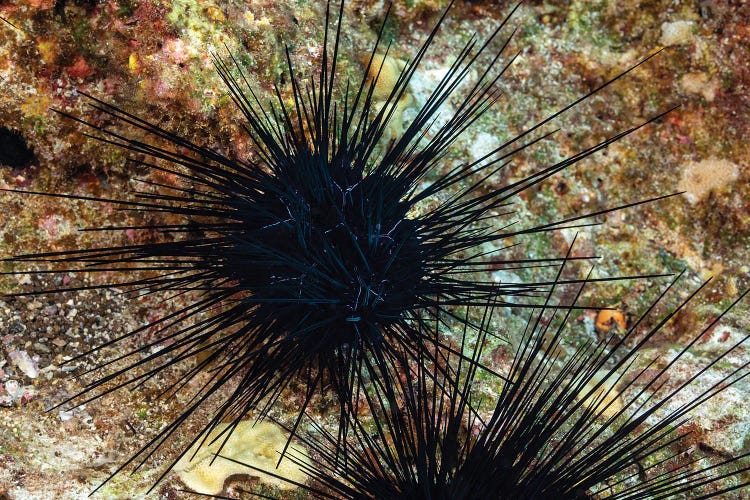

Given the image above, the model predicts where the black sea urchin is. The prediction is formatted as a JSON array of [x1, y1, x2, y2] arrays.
[[3, 0, 687, 494], [254, 260, 750, 499]]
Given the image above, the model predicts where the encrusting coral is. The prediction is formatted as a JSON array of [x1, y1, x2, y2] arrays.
[[678, 157, 740, 205], [174, 420, 310, 495]]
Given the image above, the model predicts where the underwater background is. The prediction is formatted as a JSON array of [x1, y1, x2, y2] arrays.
[[1, 0, 749, 497]]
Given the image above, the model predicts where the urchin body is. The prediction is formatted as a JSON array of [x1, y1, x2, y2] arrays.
[[221, 159, 422, 350]]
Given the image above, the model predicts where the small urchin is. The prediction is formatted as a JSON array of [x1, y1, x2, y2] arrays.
[[3, 0, 674, 492]]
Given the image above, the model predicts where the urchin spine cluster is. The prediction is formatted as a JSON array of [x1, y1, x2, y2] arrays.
[[289, 266, 750, 499], [2, 0, 749, 498]]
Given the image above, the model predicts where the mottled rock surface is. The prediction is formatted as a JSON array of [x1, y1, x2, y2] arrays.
[[1, 0, 748, 498]]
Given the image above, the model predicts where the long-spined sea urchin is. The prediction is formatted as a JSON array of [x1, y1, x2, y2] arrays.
[[269, 262, 750, 499]]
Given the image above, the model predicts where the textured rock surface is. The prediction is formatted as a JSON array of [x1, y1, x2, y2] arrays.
[[1, 0, 748, 498]]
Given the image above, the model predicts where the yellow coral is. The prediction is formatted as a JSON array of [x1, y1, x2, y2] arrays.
[[36, 39, 57, 65], [366, 53, 406, 102], [363, 53, 415, 143], [174, 420, 311, 495], [21, 93, 51, 119], [128, 53, 140, 74], [577, 370, 623, 420]]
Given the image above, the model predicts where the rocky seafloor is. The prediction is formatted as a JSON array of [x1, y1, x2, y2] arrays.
[[0, 0, 749, 498]]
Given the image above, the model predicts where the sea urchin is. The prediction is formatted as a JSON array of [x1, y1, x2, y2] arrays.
[[261, 265, 750, 499]]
